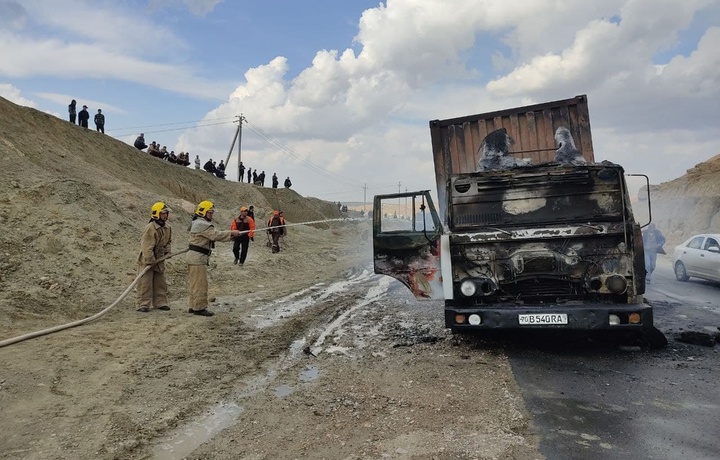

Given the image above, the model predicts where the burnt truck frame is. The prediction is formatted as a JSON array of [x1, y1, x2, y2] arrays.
[[373, 95, 666, 347]]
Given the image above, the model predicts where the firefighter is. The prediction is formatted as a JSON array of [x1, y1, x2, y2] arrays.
[[136, 202, 172, 312], [187, 200, 240, 316], [267, 210, 285, 253]]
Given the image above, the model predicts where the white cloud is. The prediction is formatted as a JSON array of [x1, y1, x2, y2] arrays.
[[0, 33, 232, 99], [168, 0, 720, 201], [34, 92, 125, 114], [0, 83, 36, 107], [4, 0, 720, 202], [147, 0, 223, 16], [487, 0, 708, 97], [0, 1, 235, 100]]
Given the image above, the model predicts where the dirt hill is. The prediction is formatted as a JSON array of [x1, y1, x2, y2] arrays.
[[641, 154, 720, 247], [0, 95, 358, 335]]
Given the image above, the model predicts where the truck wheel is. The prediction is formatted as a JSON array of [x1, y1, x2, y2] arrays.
[[641, 327, 668, 349], [674, 261, 690, 281]]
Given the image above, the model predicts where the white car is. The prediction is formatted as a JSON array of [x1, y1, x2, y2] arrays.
[[672, 233, 720, 282]]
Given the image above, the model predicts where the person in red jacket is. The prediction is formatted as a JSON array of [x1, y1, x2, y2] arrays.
[[231, 206, 256, 265], [267, 210, 285, 253]]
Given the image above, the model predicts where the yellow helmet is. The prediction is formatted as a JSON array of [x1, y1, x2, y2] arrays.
[[195, 200, 215, 217], [151, 201, 170, 219]]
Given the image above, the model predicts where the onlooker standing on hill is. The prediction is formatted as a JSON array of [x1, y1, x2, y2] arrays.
[[272, 173, 279, 189], [68, 99, 77, 124], [187, 201, 240, 317], [194, 154, 201, 169], [247, 168, 252, 183], [239, 162, 245, 182], [284, 176, 292, 188], [134, 133, 147, 150], [78, 105, 90, 129], [136, 202, 172, 313], [231, 206, 255, 266], [94, 109, 105, 133]]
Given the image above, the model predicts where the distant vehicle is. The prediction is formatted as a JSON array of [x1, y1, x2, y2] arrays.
[[673, 234, 720, 283]]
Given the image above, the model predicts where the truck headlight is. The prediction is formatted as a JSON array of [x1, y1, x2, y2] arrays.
[[460, 280, 477, 297], [606, 274, 627, 294]]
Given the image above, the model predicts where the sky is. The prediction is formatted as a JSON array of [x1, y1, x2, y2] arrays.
[[1, 0, 719, 204]]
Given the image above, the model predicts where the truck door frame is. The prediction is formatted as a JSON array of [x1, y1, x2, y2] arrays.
[[373, 191, 444, 300]]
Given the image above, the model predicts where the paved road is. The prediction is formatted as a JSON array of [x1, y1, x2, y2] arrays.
[[507, 259, 720, 459]]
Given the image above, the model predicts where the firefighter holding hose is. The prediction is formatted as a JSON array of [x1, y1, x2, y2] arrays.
[[136, 202, 173, 312], [187, 200, 240, 316]]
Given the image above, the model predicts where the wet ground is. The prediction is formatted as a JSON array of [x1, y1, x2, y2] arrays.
[[506, 260, 720, 460], [144, 258, 720, 460], [7, 253, 716, 459], [148, 273, 539, 460]]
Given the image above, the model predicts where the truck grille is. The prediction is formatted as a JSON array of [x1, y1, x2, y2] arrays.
[[501, 278, 578, 298], [522, 256, 558, 273]]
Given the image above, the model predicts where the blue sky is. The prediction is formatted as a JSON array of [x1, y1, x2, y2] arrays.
[[1, 0, 719, 204]]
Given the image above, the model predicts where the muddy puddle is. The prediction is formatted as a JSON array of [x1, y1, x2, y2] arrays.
[[152, 271, 390, 459]]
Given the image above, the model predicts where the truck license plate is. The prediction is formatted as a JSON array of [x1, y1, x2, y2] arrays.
[[518, 313, 568, 325]]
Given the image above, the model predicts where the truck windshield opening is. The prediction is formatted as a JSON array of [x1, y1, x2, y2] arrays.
[[450, 165, 629, 229]]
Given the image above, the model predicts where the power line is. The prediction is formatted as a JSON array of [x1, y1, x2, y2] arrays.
[[244, 123, 353, 185], [136, 120, 235, 136], [313, 184, 400, 199], [244, 120, 365, 187], [112, 116, 238, 133]]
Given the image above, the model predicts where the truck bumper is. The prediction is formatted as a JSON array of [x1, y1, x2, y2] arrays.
[[445, 304, 654, 331]]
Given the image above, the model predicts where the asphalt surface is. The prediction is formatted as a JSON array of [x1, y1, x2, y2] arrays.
[[506, 259, 720, 460]]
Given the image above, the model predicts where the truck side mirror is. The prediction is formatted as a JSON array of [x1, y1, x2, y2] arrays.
[[627, 173, 652, 228]]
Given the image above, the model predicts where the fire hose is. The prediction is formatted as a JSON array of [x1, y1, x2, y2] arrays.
[[0, 249, 189, 349], [0, 217, 362, 349]]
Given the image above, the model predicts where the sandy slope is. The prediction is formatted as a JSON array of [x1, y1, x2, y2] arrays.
[[637, 154, 720, 247]]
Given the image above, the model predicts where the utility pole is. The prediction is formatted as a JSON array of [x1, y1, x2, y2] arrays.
[[397, 181, 401, 218], [363, 183, 367, 215], [405, 186, 408, 219], [224, 114, 246, 182], [236, 114, 244, 182]]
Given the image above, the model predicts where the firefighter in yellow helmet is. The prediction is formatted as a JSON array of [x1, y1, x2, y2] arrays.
[[187, 200, 240, 316], [136, 201, 173, 312]]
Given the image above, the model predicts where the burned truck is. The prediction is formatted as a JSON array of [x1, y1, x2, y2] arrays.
[[373, 95, 666, 347]]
